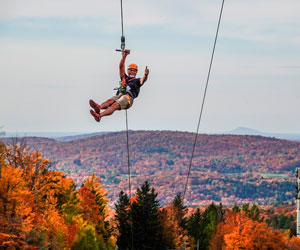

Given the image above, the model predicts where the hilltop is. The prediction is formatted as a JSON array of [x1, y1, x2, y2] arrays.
[[224, 127, 300, 141], [3, 130, 300, 206], [4, 127, 300, 141]]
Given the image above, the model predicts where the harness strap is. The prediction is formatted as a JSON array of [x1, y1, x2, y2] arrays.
[[125, 94, 131, 105], [126, 77, 136, 83], [117, 76, 136, 94]]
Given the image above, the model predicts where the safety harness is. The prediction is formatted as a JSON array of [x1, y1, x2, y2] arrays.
[[115, 76, 136, 97]]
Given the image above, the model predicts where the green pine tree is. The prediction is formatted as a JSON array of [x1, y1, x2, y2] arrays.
[[115, 190, 132, 250], [187, 208, 203, 249], [242, 203, 263, 221], [172, 192, 188, 229], [232, 204, 240, 213], [188, 203, 224, 250], [131, 181, 165, 250]]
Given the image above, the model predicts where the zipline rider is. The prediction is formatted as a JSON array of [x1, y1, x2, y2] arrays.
[[89, 49, 149, 122]]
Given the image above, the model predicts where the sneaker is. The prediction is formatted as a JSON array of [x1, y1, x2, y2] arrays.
[[89, 99, 101, 114], [90, 109, 101, 122]]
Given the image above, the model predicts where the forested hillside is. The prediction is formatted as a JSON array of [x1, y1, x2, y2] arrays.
[[4, 130, 300, 206]]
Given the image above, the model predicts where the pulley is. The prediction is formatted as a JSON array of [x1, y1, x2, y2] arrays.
[[116, 36, 126, 53]]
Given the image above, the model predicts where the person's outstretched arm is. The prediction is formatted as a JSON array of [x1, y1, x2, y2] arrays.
[[119, 49, 130, 79], [140, 66, 149, 85]]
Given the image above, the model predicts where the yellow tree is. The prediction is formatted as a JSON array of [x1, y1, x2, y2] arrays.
[[160, 205, 186, 249], [34, 166, 76, 248], [39, 197, 68, 249]]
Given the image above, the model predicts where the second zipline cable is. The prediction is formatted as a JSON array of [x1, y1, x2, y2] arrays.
[[183, 0, 225, 202]]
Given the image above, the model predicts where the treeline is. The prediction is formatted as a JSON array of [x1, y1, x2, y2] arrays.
[[1, 142, 300, 249], [114, 184, 300, 250]]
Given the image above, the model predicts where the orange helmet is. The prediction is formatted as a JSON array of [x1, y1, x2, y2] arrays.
[[127, 64, 138, 70]]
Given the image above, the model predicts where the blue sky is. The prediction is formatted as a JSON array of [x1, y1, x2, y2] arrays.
[[1, 0, 300, 134]]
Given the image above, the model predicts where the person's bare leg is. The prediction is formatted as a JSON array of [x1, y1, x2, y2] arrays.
[[99, 99, 115, 109], [100, 102, 121, 117]]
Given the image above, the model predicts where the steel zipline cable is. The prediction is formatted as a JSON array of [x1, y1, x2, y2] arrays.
[[183, 0, 225, 202], [125, 111, 132, 199], [125, 109, 134, 249], [118, 1, 134, 249], [117, 0, 132, 200], [120, 0, 124, 37]]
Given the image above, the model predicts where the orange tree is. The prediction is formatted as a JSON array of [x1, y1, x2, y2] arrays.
[[209, 211, 289, 250]]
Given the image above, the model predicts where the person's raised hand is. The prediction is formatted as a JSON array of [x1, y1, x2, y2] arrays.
[[144, 66, 149, 76]]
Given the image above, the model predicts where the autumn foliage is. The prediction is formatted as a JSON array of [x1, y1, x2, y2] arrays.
[[0, 143, 114, 249], [209, 210, 300, 250], [1, 140, 300, 249]]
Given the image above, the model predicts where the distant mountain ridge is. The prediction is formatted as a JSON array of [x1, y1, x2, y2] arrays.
[[227, 127, 262, 135], [3, 132, 82, 138], [2, 130, 300, 206], [3, 127, 300, 141], [55, 132, 109, 142], [2, 131, 109, 141], [224, 127, 300, 141]]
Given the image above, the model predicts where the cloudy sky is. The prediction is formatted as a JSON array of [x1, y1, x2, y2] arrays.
[[1, 0, 300, 134]]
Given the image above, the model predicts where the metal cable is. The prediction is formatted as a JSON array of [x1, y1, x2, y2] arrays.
[[120, 0, 124, 37], [119, 1, 134, 249], [125, 110, 132, 199], [125, 109, 134, 250], [183, 0, 225, 202]]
